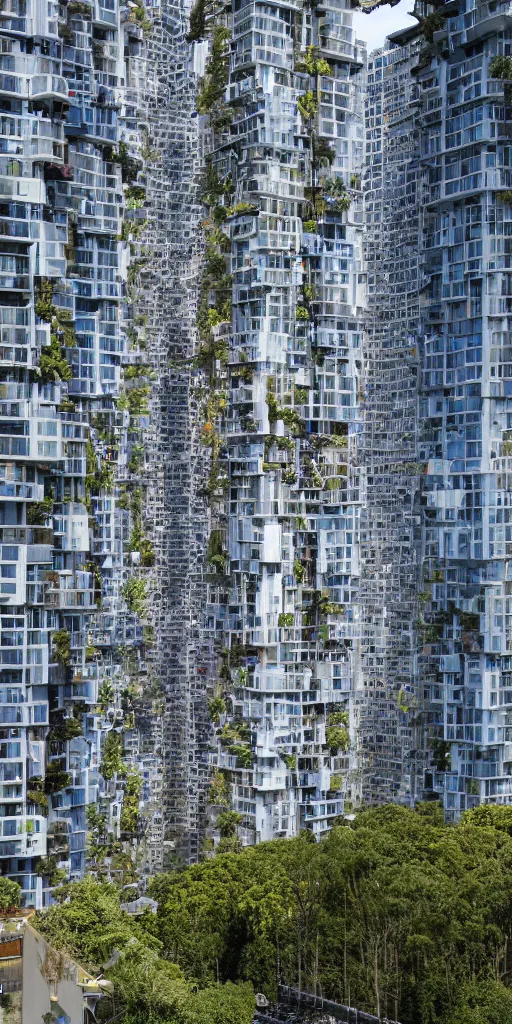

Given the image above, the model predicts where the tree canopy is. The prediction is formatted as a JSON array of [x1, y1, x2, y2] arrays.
[[35, 804, 512, 1024]]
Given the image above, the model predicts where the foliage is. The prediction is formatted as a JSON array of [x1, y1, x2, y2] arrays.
[[0, 877, 20, 913], [52, 628, 71, 666], [297, 91, 317, 121], [68, 1, 92, 14], [228, 744, 254, 768], [49, 715, 83, 741], [34, 877, 254, 1024], [490, 56, 512, 80], [99, 730, 124, 780], [37, 810, 512, 1022], [208, 696, 227, 723], [120, 768, 142, 835], [210, 769, 230, 806], [183, 982, 254, 1024], [278, 613, 294, 627], [430, 736, 452, 770], [122, 576, 147, 615], [34, 877, 139, 971], [420, 9, 446, 43], [187, 0, 206, 41], [302, 218, 317, 233], [39, 334, 73, 384], [322, 177, 351, 212], [296, 46, 331, 77], [325, 724, 350, 752], [140, 806, 512, 1020], [446, 980, 512, 1024], [26, 496, 53, 525], [44, 763, 72, 794], [98, 680, 115, 711], [216, 811, 243, 838], [197, 26, 231, 126], [28, 789, 49, 811], [35, 856, 66, 887], [313, 137, 335, 166], [35, 279, 55, 322]]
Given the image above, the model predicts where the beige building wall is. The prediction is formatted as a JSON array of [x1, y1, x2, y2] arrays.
[[22, 924, 104, 1024]]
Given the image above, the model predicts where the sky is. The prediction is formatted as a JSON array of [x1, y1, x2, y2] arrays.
[[351, 0, 417, 53]]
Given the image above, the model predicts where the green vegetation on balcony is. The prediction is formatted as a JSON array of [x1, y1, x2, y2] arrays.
[[297, 91, 318, 121], [26, 496, 53, 525], [489, 55, 512, 79], [122, 576, 147, 616], [210, 768, 230, 805], [208, 695, 227, 723], [324, 724, 349, 752], [100, 730, 124, 780], [52, 628, 71, 666], [302, 218, 318, 233], [322, 177, 352, 212], [295, 46, 331, 77], [28, 790, 49, 812], [187, 0, 206, 40], [197, 26, 232, 130], [38, 334, 73, 384], [43, 763, 72, 793], [120, 768, 142, 835], [35, 279, 56, 322], [227, 744, 254, 768], [278, 613, 294, 627]]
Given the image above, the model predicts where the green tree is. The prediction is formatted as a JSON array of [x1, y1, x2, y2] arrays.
[[99, 730, 124, 780], [0, 878, 20, 912]]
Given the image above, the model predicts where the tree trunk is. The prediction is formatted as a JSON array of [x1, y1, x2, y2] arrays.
[[374, 945, 381, 1019]]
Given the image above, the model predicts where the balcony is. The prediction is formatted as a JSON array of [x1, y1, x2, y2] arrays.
[[30, 76, 69, 102]]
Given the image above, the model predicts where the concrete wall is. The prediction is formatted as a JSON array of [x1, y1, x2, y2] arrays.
[[22, 925, 86, 1024]]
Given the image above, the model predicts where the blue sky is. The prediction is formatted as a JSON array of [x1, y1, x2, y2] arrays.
[[351, 0, 417, 53]]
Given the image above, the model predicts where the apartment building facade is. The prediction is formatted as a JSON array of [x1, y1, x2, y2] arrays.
[[0, 0, 162, 906], [1, 0, 512, 901], [417, 0, 512, 816]]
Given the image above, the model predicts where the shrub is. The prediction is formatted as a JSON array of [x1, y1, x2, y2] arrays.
[[216, 810, 243, 837], [122, 576, 147, 615], [39, 335, 72, 383], [278, 613, 294, 627], [100, 731, 124, 780], [298, 91, 318, 120], [325, 725, 350, 753], [44, 764, 72, 794], [489, 55, 512, 79], [208, 696, 227, 724], [187, 0, 206, 40], [35, 279, 55, 322], [0, 878, 20, 913], [52, 629, 71, 666]]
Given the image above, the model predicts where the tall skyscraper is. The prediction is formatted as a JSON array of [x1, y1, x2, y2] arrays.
[[1, 0, 512, 903]]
